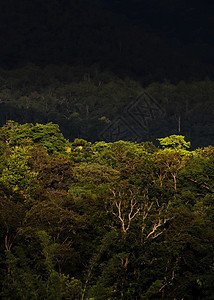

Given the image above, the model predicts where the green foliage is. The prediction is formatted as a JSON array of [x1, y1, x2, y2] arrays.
[[0, 121, 69, 154], [141, 280, 163, 299], [158, 135, 191, 150], [60, 274, 82, 300], [0, 145, 37, 192], [69, 139, 94, 162], [1, 250, 44, 300]]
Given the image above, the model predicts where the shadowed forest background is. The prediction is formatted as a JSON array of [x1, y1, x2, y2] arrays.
[[0, 64, 214, 148], [0, 0, 214, 147]]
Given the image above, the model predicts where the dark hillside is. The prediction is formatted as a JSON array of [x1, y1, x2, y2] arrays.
[[0, 0, 214, 84]]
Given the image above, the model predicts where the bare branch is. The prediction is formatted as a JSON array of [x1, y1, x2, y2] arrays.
[[146, 218, 162, 240], [111, 192, 141, 233]]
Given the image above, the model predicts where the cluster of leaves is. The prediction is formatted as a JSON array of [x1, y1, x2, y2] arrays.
[[0, 122, 213, 299]]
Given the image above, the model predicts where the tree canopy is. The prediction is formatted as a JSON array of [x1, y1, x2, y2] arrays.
[[0, 122, 213, 299]]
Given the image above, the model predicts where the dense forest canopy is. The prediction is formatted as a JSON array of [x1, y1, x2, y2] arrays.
[[0, 122, 213, 299]]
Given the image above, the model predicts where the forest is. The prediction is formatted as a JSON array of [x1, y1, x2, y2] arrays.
[[1, 64, 214, 148], [0, 121, 213, 299], [0, 1, 214, 299]]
